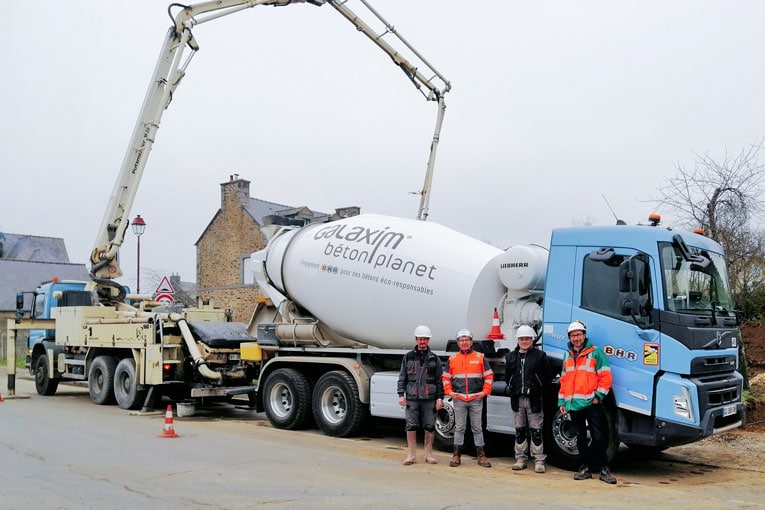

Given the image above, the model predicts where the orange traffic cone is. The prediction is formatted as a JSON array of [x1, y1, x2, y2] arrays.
[[487, 308, 505, 340], [158, 404, 180, 438], [0, 389, 4, 403]]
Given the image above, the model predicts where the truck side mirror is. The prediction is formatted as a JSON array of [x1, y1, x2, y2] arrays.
[[15, 292, 24, 316], [619, 257, 637, 293], [619, 258, 640, 315]]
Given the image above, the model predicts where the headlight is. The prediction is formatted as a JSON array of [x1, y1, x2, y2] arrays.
[[673, 386, 694, 421]]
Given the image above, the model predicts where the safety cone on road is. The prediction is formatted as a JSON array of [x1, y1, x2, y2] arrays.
[[158, 404, 180, 438], [486, 308, 505, 340], [0, 389, 4, 403]]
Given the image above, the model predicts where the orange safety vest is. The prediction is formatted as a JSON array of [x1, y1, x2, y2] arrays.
[[557, 342, 612, 412], [442, 350, 493, 402]]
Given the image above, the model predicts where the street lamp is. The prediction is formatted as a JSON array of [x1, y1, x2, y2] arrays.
[[131, 215, 146, 293]]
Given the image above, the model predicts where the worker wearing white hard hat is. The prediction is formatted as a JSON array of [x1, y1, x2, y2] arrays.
[[558, 320, 616, 484], [442, 328, 494, 468], [504, 325, 552, 473], [397, 325, 444, 465]]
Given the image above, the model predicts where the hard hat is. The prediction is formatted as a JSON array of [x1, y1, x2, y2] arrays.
[[567, 320, 587, 335], [414, 325, 432, 339], [456, 329, 473, 339], [515, 325, 536, 340]]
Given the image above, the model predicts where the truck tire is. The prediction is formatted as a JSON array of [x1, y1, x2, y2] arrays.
[[544, 398, 619, 470], [114, 358, 148, 410], [433, 397, 477, 455], [34, 355, 59, 396], [434, 397, 456, 451], [89, 355, 118, 405], [263, 368, 311, 430], [312, 371, 367, 437]]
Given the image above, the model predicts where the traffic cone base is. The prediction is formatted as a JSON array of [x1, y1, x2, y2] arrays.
[[487, 308, 505, 340], [158, 404, 180, 438]]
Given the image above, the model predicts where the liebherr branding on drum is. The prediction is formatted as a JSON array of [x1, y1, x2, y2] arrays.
[[314, 222, 437, 280]]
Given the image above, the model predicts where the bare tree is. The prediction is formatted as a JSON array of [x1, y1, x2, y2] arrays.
[[655, 143, 763, 233]]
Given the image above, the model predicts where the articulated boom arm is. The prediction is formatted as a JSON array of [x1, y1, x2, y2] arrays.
[[90, 0, 450, 299]]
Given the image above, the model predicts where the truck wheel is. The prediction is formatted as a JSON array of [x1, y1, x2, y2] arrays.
[[434, 397, 456, 451], [263, 368, 311, 430], [544, 405, 580, 470], [312, 371, 367, 437], [34, 355, 59, 396], [89, 355, 118, 405], [114, 358, 148, 410], [544, 400, 619, 470]]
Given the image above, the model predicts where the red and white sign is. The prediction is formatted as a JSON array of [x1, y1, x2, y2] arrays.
[[155, 276, 176, 295], [155, 293, 175, 304], [154, 276, 175, 303]]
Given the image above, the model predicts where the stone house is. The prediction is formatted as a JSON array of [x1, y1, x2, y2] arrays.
[[195, 175, 359, 323]]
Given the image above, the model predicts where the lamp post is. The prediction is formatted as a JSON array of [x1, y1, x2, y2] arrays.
[[131, 215, 146, 294]]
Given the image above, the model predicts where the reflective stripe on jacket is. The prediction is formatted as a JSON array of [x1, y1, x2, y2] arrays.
[[442, 350, 493, 402], [557, 339, 612, 412]]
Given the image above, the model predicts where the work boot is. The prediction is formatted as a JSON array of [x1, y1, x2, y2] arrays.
[[599, 467, 617, 484], [402, 431, 417, 465], [511, 458, 527, 470], [449, 445, 462, 467], [573, 465, 592, 480], [534, 460, 546, 473], [423, 431, 437, 464], [476, 446, 492, 468]]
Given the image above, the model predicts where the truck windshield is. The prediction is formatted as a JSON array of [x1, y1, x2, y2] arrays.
[[659, 241, 734, 315]]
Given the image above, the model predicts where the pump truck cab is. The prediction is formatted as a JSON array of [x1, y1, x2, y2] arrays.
[[244, 212, 744, 466]]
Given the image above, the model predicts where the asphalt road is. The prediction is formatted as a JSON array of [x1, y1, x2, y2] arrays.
[[2, 370, 764, 509]]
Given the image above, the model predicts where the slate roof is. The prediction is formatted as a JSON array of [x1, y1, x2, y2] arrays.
[[0, 233, 71, 263], [243, 198, 330, 226], [0, 259, 90, 310]]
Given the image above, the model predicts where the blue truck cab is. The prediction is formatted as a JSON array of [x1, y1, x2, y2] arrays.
[[541, 224, 744, 457], [17, 279, 93, 371]]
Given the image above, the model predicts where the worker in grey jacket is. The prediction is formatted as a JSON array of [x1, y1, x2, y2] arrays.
[[397, 325, 444, 465]]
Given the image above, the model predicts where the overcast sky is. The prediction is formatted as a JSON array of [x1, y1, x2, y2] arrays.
[[3, 0, 765, 291]]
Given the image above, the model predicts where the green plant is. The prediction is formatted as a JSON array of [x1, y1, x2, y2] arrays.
[[0, 358, 26, 369]]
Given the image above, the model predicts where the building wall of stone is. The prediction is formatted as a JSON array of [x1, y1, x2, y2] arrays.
[[201, 286, 261, 325], [197, 178, 266, 323]]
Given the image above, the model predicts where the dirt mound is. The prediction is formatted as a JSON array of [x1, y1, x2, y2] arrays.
[[742, 322, 765, 432], [742, 322, 765, 376]]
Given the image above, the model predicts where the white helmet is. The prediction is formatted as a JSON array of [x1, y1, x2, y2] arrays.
[[414, 325, 432, 338], [515, 325, 536, 340], [567, 320, 587, 335], [456, 329, 473, 339]]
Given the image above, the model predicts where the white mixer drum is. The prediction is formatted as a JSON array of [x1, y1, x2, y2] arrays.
[[263, 214, 506, 350]]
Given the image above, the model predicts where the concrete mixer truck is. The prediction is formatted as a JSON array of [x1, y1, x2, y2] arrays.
[[244, 212, 745, 466]]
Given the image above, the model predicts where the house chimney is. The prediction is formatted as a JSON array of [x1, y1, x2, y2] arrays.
[[221, 175, 251, 209]]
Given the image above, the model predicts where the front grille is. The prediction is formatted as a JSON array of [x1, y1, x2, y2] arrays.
[[693, 373, 741, 411], [690, 355, 736, 375]]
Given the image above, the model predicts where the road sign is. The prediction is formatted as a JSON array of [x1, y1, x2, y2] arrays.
[[155, 293, 175, 304], [155, 276, 175, 295]]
